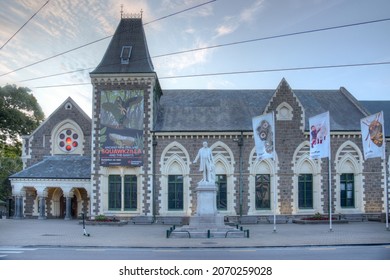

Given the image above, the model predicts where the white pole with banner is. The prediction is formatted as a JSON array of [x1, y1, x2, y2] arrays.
[[252, 112, 276, 232], [309, 111, 332, 231], [361, 111, 388, 230]]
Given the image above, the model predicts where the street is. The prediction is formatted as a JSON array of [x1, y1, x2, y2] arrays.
[[1, 244, 389, 260]]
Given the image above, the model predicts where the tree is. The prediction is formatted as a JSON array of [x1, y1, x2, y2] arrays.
[[0, 85, 45, 202], [0, 84, 44, 147]]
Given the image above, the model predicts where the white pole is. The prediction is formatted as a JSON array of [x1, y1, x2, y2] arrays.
[[273, 112, 277, 233], [384, 156, 389, 230], [329, 154, 333, 232], [273, 176, 277, 232], [328, 115, 333, 232]]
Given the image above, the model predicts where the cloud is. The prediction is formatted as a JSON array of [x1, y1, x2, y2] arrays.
[[154, 39, 213, 76], [214, 0, 266, 38]]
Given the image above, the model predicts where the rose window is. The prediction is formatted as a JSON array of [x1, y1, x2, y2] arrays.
[[58, 129, 79, 152]]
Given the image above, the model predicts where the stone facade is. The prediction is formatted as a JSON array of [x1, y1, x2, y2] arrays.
[[10, 16, 389, 222]]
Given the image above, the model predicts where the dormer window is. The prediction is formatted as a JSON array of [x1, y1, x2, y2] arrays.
[[120, 46, 132, 64]]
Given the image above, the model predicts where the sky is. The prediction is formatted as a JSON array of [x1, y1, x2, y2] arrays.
[[0, 0, 389, 118]]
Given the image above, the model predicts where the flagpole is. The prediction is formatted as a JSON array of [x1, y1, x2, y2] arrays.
[[328, 113, 333, 232], [382, 112, 389, 230], [273, 177, 277, 232], [272, 112, 277, 233], [329, 151, 333, 232], [384, 157, 389, 230]]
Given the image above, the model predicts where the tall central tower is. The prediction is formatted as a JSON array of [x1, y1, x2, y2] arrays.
[[89, 13, 161, 218]]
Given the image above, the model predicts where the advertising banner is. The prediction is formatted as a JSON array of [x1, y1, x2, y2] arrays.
[[309, 111, 330, 159], [252, 112, 275, 160], [99, 90, 144, 166], [361, 111, 385, 160]]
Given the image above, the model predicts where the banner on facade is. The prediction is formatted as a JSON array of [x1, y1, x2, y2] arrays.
[[360, 111, 385, 160], [309, 111, 330, 159], [99, 90, 144, 166], [252, 112, 275, 160]]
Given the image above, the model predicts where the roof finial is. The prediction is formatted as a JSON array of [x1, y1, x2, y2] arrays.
[[120, 4, 123, 18], [140, 9, 143, 18]]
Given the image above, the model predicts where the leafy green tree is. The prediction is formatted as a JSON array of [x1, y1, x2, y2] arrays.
[[0, 85, 45, 201], [0, 84, 44, 146]]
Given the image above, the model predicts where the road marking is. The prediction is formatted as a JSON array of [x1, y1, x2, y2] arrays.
[[0, 251, 23, 254], [384, 246, 390, 249], [0, 255, 7, 258], [153, 250, 180, 253], [308, 247, 336, 251], [75, 249, 106, 252], [229, 250, 257, 252]]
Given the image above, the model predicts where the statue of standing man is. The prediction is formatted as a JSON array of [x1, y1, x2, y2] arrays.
[[193, 141, 215, 183]]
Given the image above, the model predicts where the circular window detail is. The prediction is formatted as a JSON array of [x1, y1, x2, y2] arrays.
[[58, 129, 79, 153]]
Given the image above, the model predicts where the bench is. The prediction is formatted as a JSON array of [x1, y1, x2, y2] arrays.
[[132, 216, 154, 224]]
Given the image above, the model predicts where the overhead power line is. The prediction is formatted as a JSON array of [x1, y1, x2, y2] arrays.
[[19, 17, 390, 83], [0, 0, 50, 51], [32, 61, 390, 88], [0, 0, 217, 78]]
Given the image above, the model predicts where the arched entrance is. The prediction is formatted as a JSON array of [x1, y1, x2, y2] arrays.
[[53, 187, 83, 219]]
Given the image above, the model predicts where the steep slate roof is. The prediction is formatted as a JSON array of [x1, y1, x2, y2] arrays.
[[360, 101, 390, 137], [155, 89, 275, 131], [155, 88, 370, 132], [294, 89, 367, 132], [9, 156, 91, 180], [91, 17, 154, 74]]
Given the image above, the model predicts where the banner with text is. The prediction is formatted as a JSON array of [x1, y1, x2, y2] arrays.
[[99, 90, 144, 166], [361, 111, 385, 160], [252, 112, 275, 160], [309, 111, 330, 159]]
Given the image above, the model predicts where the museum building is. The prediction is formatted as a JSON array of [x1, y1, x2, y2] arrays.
[[9, 15, 390, 223]]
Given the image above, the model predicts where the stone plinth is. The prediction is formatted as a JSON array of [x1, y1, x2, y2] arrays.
[[189, 181, 225, 227], [169, 181, 248, 238]]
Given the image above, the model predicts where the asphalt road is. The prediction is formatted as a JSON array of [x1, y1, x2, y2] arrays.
[[1, 244, 389, 260]]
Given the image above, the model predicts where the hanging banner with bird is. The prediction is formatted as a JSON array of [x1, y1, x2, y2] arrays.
[[309, 111, 330, 159], [361, 111, 385, 160], [99, 90, 144, 166], [252, 112, 275, 160]]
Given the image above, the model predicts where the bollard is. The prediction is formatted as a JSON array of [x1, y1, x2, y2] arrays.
[[207, 229, 211, 238]]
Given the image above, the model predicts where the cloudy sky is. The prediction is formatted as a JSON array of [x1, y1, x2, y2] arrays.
[[0, 0, 389, 118]]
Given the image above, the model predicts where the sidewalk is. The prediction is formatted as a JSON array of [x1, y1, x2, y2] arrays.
[[0, 219, 389, 248]]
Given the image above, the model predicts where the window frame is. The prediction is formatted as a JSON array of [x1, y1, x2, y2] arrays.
[[124, 175, 137, 211], [168, 175, 184, 211], [298, 173, 313, 209], [108, 175, 122, 210], [340, 173, 355, 208], [255, 174, 271, 210], [216, 174, 227, 210]]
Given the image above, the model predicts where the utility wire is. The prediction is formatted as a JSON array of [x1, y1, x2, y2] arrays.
[[144, 0, 216, 25], [0, 0, 217, 78], [0, 0, 50, 51], [32, 61, 390, 88], [19, 17, 390, 83]]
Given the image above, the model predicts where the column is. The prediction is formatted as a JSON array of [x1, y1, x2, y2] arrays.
[[37, 189, 48, 219], [13, 194, 24, 219], [64, 196, 72, 220]]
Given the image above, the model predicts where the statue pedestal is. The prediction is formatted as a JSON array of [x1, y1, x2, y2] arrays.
[[169, 181, 247, 238], [189, 181, 224, 228]]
